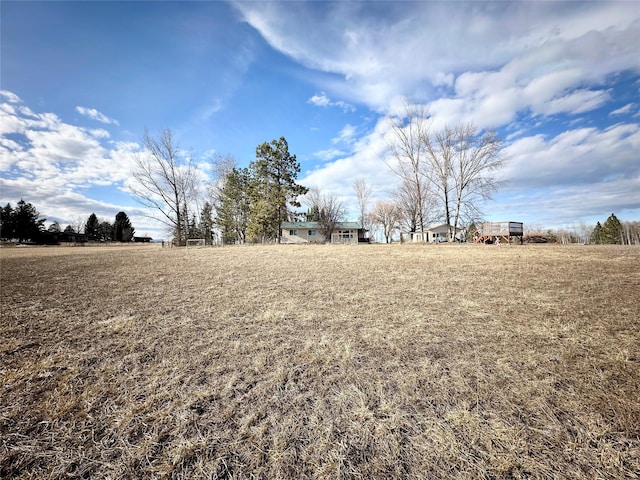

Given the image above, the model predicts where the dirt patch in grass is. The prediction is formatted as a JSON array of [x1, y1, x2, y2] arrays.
[[1, 243, 639, 479]]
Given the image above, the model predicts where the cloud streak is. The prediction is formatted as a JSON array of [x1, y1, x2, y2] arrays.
[[75, 106, 119, 125], [308, 92, 355, 112]]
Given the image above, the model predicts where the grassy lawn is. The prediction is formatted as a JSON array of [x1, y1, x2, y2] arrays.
[[1, 243, 639, 479]]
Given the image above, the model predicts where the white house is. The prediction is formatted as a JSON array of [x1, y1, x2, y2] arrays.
[[281, 222, 367, 244], [403, 224, 463, 243]]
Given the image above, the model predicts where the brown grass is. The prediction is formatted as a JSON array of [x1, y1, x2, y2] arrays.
[[1, 243, 639, 479]]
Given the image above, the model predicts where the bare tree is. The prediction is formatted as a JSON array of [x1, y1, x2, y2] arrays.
[[392, 177, 437, 235], [208, 154, 236, 203], [130, 129, 199, 245], [304, 186, 347, 242], [371, 200, 401, 243], [622, 220, 640, 245], [424, 123, 504, 240], [72, 216, 85, 235], [386, 101, 433, 235], [353, 177, 373, 238]]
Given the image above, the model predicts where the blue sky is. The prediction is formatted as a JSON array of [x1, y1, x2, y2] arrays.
[[1, 1, 639, 239]]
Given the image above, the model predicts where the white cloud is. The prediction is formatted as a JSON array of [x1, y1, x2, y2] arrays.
[[236, 1, 639, 136], [501, 123, 640, 188], [308, 91, 354, 112], [75, 106, 119, 125], [301, 118, 397, 219], [534, 89, 611, 116], [0, 93, 142, 223], [610, 103, 635, 116], [236, 2, 639, 107], [332, 124, 357, 145], [313, 148, 346, 161], [308, 93, 330, 107], [0, 90, 22, 104], [488, 177, 640, 229]]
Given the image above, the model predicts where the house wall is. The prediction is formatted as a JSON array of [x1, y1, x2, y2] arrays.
[[407, 230, 445, 243], [281, 226, 363, 244], [330, 229, 358, 244], [281, 228, 327, 243]]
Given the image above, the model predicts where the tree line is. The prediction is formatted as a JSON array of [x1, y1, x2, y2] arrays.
[[0, 200, 136, 244], [133, 132, 308, 245], [130, 123, 640, 246], [5, 117, 635, 247], [522, 213, 640, 245], [132, 108, 506, 246], [589, 213, 638, 245]]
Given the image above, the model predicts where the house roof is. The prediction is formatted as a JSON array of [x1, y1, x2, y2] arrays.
[[426, 223, 462, 232], [281, 221, 362, 229], [403, 224, 463, 234]]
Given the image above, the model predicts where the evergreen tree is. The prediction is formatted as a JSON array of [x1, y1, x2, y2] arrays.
[[48, 222, 62, 233], [114, 212, 135, 242], [98, 221, 114, 241], [246, 196, 277, 243], [305, 205, 321, 222], [602, 213, 622, 244], [64, 225, 76, 234], [187, 213, 199, 239], [215, 167, 251, 244], [85, 213, 100, 239], [13, 200, 46, 242], [0, 203, 15, 239], [199, 202, 215, 244], [590, 221, 603, 244], [249, 137, 308, 243]]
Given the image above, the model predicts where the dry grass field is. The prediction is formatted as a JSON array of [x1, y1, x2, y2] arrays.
[[1, 243, 639, 479]]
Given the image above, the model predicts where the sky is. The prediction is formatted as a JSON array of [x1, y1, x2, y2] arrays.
[[1, 1, 639, 240]]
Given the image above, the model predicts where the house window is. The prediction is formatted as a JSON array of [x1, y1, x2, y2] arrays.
[[289, 229, 297, 236], [308, 230, 316, 236], [337, 230, 353, 239]]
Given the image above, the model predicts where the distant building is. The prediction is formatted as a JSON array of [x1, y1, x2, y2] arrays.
[[403, 224, 463, 243], [133, 236, 153, 243], [280, 222, 368, 244]]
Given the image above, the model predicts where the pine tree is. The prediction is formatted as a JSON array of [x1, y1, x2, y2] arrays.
[[590, 221, 603, 244], [305, 205, 321, 222], [13, 200, 46, 242], [215, 167, 251, 244], [1, 204, 15, 239], [602, 213, 622, 244], [249, 137, 308, 243], [98, 221, 114, 241], [114, 212, 135, 242], [199, 202, 215, 244], [85, 213, 100, 240], [187, 213, 198, 239]]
